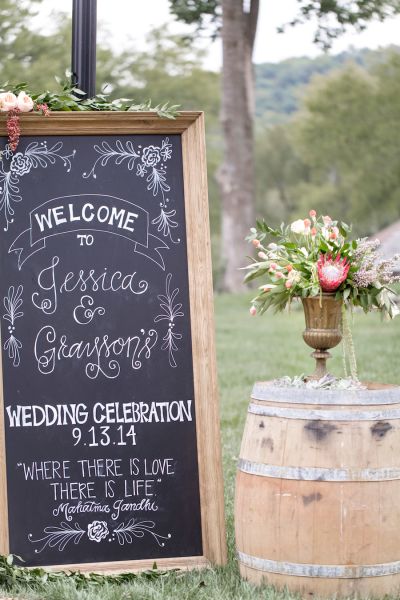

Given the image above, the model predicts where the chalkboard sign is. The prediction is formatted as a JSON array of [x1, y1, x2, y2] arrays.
[[0, 113, 226, 572]]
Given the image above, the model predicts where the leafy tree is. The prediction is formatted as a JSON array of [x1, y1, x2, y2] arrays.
[[281, 0, 400, 48], [293, 53, 400, 234], [170, 0, 400, 291]]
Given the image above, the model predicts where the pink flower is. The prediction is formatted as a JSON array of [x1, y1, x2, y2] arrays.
[[252, 239, 261, 247], [0, 92, 17, 112], [311, 227, 317, 236], [317, 253, 350, 292], [249, 306, 257, 316], [286, 264, 293, 272], [275, 271, 284, 279], [36, 103, 50, 117], [16, 91, 34, 112], [6, 109, 21, 152], [285, 281, 292, 289], [269, 262, 277, 271], [323, 215, 332, 226], [330, 231, 338, 240], [258, 251, 267, 260], [304, 218, 311, 228], [309, 209, 316, 218]]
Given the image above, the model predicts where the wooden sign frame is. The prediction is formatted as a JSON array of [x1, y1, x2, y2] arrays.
[[0, 111, 226, 572]]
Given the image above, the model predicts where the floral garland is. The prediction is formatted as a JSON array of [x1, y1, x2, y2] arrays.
[[0, 78, 179, 153]]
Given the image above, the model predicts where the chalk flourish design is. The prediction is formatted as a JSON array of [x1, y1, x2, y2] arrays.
[[3, 284, 23, 367], [83, 137, 179, 242], [151, 208, 180, 244], [113, 518, 171, 548], [154, 273, 184, 368], [0, 141, 76, 231], [29, 519, 171, 553], [28, 522, 85, 554]]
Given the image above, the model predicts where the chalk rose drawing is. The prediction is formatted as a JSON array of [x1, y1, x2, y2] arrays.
[[10, 153, 32, 176], [3, 284, 23, 367], [83, 137, 180, 243], [0, 141, 76, 231], [87, 520, 109, 543], [141, 145, 161, 167], [154, 273, 184, 368], [29, 519, 171, 553]]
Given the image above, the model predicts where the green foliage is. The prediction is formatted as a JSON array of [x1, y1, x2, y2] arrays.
[[0, 78, 180, 117], [279, 0, 400, 48], [110, 27, 219, 120], [169, 0, 220, 35], [169, 0, 400, 48], [292, 52, 400, 234], [0, 553, 171, 591], [254, 46, 398, 123]]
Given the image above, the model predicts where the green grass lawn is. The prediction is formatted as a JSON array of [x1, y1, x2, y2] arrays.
[[2, 293, 400, 600]]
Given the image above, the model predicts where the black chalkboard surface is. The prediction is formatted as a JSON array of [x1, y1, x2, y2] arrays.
[[0, 116, 224, 570]]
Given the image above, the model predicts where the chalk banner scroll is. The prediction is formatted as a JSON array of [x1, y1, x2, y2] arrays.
[[0, 113, 226, 572]]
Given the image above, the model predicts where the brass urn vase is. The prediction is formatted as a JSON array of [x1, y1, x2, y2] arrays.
[[302, 293, 343, 379]]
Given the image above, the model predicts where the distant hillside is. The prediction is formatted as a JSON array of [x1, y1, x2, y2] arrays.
[[255, 46, 400, 125]]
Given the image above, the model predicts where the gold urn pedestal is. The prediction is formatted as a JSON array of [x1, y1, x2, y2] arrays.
[[301, 293, 343, 380]]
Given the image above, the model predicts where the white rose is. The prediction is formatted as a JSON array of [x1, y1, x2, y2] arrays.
[[0, 92, 17, 112], [290, 219, 306, 234], [16, 91, 34, 113]]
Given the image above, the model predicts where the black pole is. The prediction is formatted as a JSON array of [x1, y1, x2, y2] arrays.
[[71, 0, 97, 98]]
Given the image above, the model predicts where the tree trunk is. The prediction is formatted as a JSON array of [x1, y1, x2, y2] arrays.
[[217, 0, 259, 292]]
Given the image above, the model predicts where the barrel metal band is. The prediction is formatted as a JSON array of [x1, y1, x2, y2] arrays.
[[252, 382, 400, 406], [237, 458, 400, 481], [237, 551, 400, 578], [249, 402, 400, 421]]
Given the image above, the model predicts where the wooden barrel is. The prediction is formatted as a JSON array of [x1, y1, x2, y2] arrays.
[[235, 382, 400, 598]]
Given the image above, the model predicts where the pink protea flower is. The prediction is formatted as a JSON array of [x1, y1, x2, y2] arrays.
[[317, 253, 350, 292]]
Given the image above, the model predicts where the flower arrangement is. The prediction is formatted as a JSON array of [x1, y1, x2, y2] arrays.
[[245, 211, 400, 319], [0, 76, 179, 153], [0, 89, 49, 152]]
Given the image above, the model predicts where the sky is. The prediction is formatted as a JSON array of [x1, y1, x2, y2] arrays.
[[35, 0, 400, 68]]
